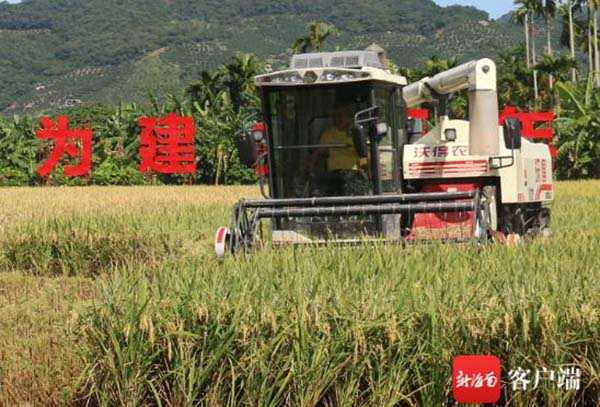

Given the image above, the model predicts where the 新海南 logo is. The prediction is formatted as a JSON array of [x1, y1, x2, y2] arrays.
[[453, 355, 501, 403]]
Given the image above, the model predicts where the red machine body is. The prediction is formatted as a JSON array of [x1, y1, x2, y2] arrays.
[[409, 183, 480, 240]]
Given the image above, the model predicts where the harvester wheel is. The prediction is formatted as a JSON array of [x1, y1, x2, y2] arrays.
[[538, 208, 552, 238], [497, 205, 551, 244], [215, 227, 231, 262], [482, 186, 498, 232], [474, 186, 497, 243], [474, 205, 490, 243]]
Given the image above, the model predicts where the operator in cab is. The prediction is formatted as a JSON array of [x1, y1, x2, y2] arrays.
[[305, 104, 371, 196]]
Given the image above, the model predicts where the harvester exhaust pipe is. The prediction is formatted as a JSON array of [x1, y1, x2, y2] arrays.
[[403, 58, 499, 156]]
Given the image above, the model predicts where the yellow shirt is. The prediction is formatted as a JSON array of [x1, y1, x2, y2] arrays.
[[320, 128, 360, 171]]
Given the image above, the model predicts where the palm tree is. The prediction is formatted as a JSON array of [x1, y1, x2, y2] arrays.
[[222, 53, 262, 112], [562, 2, 598, 79], [540, 0, 557, 88], [588, 2, 595, 81], [541, 1, 557, 56], [559, 1, 582, 82], [514, 0, 533, 68], [291, 22, 339, 54], [497, 45, 536, 109], [185, 70, 224, 109], [537, 54, 579, 80], [531, 1, 542, 106], [514, 0, 542, 104], [589, 0, 600, 85], [536, 54, 579, 108], [580, 0, 600, 84]]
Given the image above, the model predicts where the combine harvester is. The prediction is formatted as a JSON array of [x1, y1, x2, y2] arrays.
[[215, 50, 553, 260]]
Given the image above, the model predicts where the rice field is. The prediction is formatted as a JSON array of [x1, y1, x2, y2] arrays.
[[1, 182, 600, 406]]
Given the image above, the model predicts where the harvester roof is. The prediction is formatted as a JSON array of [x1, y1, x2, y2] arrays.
[[290, 50, 383, 70], [255, 50, 406, 87]]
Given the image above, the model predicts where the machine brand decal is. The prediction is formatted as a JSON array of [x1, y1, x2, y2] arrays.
[[408, 160, 488, 177], [412, 145, 469, 158], [535, 184, 553, 201], [451, 145, 469, 157], [535, 159, 548, 183]]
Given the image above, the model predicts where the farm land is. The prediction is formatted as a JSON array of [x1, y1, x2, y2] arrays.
[[1, 182, 600, 405]]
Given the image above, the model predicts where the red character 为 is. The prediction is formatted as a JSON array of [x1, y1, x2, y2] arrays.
[[138, 113, 197, 175], [37, 116, 93, 177]]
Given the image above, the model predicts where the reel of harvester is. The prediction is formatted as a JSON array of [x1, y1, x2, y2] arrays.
[[215, 189, 489, 261]]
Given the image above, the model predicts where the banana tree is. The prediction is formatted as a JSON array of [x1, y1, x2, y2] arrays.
[[554, 77, 600, 178], [0, 116, 39, 185]]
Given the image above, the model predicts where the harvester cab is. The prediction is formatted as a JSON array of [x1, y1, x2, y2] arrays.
[[215, 51, 554, 260]]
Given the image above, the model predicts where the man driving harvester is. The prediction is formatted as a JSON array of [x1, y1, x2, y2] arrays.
[[305, 104, 371, 196]]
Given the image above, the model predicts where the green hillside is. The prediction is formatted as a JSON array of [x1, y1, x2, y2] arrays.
[[0, 0, 522, 115]]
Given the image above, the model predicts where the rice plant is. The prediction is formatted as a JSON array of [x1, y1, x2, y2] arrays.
[[1, 181, 600, 406]]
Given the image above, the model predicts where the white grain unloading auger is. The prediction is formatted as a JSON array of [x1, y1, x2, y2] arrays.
[[215, 50, 554, 260]]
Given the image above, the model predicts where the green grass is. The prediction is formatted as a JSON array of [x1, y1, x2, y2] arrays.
[[1, 182, 599, 406]]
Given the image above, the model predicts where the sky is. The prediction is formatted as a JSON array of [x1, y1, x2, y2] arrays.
[[433, 0, 515, 19]]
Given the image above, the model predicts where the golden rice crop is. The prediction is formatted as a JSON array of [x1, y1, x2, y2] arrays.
[[1, 181, 599, 406]]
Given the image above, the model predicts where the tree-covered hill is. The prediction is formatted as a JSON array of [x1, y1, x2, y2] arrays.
[[0, 0, 522, 115]]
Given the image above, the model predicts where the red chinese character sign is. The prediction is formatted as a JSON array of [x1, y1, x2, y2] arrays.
[[37, 116, 93, 177], [407, 109, 430, 120], [499, 106, 556, 157], [138, 113, 197, 175]]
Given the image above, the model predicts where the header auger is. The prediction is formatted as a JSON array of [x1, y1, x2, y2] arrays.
[[215, 49, 553, 260]]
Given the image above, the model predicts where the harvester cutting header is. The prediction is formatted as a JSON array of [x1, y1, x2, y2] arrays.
[[215, 49, 554, 259]]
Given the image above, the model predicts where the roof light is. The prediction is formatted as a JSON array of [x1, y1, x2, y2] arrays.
[[271, 71, 303, 84], [323, 72, 338, 81], [319, 70, 368, 82], [444, 128, 457, 142], [257, 69, 371, 85]]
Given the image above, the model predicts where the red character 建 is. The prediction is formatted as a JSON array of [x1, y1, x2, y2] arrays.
[[138, 113, 197, 175], [37, 116, 93, 177]]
